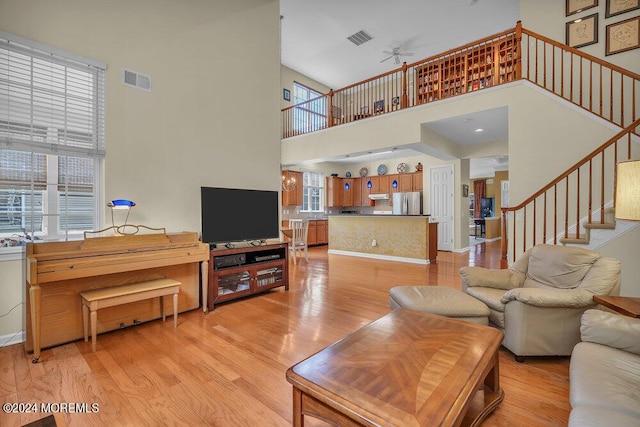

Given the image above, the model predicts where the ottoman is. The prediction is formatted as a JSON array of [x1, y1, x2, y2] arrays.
[[389, 286, 490, 325]]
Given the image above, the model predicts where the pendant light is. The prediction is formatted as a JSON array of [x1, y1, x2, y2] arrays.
[[367, 152, 372, 189], [391, 148, 398, 188]]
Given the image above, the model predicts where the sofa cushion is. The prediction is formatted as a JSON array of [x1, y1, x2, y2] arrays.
[[569, 405, 640, 427], [570, 342, 640, 419], [525, 245, 599, 289], [388, 286, 489, 325], [581, 309, 640, 355], [459, 266, 523, 290], [464, 287, 506, 328], [464, 287, 506, 312]]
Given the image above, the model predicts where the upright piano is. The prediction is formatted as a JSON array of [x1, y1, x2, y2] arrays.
[[25, 230, 209, 362]]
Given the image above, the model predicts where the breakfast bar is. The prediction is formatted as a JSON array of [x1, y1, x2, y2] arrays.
[[328, 215, 437, 264]]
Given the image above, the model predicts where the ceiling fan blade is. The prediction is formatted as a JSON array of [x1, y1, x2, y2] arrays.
[[380, 55, 393, 63], [398, 52, 414, 57]]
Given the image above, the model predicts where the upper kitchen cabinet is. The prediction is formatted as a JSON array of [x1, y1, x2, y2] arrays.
[[398, 173, 413, 191], [326, 176, 343, 207], [412, 171, 423, 191], [342, 178, 357, 207], [361, 176, 380, 201], [282, 170, 303, 206]]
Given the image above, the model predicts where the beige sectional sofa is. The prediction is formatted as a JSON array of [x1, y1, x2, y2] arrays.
[[569, 309, 640, 426]]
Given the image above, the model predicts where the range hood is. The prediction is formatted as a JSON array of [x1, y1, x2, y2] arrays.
[[368, 193, 390, 200]]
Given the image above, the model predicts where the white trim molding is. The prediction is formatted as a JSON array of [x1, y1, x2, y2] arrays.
[[328, 249, 430, 265]]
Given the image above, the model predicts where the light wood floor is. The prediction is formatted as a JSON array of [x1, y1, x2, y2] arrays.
[[0, 241, 570, 426]]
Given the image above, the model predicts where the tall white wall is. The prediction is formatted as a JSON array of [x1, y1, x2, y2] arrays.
[[0, 0, 280, 341]]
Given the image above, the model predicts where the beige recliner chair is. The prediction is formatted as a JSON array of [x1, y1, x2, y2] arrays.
[[460, 244, 620, 362]]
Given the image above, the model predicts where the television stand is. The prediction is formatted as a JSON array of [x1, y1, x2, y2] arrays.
[[208, 242, 289, 311]]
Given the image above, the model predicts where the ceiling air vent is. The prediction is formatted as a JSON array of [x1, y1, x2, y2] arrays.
[[347, 30, 373, 46], [122, 68, 151, 92]]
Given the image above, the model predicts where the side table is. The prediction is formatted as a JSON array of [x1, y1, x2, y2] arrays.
[[593, 295, 640, 318]]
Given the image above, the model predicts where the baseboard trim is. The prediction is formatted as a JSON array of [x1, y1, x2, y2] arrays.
[[1, 330, 25, 347], [328, 249, 430, 265]]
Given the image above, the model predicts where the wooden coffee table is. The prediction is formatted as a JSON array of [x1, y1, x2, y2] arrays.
[[286, 308, 504, 427]]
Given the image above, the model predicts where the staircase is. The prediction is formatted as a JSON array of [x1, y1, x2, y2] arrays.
[[501, 117, 640, 265], [499, 25, 640, 265]]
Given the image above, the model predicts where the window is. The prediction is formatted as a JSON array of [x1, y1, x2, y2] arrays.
[[0, 33, 105, 248], [302, 170, 324, 212], [293, 82, 326, 134]]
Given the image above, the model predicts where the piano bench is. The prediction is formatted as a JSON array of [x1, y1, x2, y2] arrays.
[[79, 278, 181, 352]]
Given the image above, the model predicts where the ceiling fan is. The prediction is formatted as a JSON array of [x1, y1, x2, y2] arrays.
[[380, 47, 414, 65]]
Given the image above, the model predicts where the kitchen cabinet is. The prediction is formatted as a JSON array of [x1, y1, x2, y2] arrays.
[[353, 177, 362, 206], [399, 173, 414, 191], [388, 174, 399, 205], [326, 176, 343, 207], [378, 175, 390, 193], [342, 178, 354, 207], [282, 170, 303, 206], [316, 220, 328, 245], [308, 220, 317, 245], [361, 176, 379, 205], [412, 171, 423, 191]]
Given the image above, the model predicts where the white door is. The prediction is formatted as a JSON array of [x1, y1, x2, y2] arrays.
[[430, 165, 453, 251]]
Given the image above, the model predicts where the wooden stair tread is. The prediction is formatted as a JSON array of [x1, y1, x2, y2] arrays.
[[583, 222, 616, 229], [559, 238, 589, 244]]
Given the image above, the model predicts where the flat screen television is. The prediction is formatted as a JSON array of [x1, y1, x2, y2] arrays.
[[201, 187, 279, 246]]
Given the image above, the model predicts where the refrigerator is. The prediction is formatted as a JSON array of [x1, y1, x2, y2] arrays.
[[392, 192, 422, 215]]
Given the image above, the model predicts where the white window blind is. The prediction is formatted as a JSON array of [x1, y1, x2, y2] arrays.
[[0, 33, 105, 244]]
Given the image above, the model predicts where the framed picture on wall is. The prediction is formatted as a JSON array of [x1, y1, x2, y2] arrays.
[[606, 16, 640, 55], [566, 0, 598, 16], [606, 0, 640, 18], [566, 13, 599, 48], [283, 88, 291, 101]]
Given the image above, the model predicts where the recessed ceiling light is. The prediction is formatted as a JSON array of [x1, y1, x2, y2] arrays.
[[475, 128, 484, 132]]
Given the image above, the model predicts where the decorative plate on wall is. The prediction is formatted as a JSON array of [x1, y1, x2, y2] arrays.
[[377, 164, 387, 175], [359, 167, 368, 177], [346, 171, 352, 178], [397, 162, 408, 173]]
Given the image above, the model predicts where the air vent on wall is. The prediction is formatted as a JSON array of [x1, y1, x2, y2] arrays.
[[347, 30, 373, 46], [122, 68, 151, 92]]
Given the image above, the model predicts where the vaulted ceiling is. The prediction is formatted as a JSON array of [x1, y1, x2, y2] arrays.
[[279, 0, 520, 176]]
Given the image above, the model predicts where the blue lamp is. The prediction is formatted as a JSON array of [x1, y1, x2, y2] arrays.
[[392, 180, 398, 188], [107, 199, 135, 227], [344, 182, 350, 190], [108, 199, 136, 209], [367, 180, 372, 189]]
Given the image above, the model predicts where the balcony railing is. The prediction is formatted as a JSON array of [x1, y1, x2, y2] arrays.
[[282, 24, 522, 138], [521, 27, 640, 130], [500, 118, 639, 265]]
